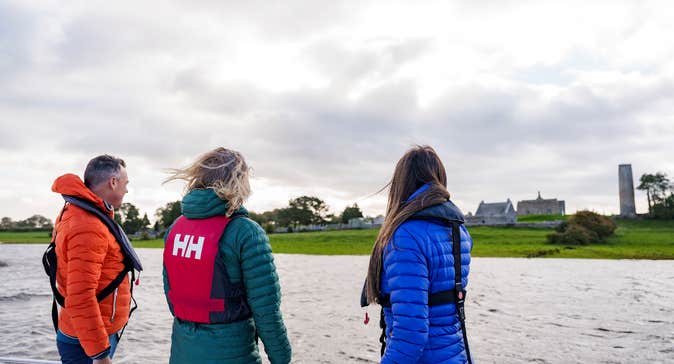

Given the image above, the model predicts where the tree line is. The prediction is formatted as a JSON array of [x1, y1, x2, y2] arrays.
[[3, 173, 673, 235], [115, 196, 363, 234], [248, 196, 365, 232], [0, 215, 53, 232], [637, 172, 674, 219]]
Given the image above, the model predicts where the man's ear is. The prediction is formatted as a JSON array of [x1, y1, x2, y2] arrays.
[[108, 176, 118, 189]]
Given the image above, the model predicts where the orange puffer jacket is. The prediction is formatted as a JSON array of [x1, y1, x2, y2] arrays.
[[52, 174, 131, 357]]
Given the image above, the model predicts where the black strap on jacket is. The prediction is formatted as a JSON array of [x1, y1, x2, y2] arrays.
[[451, 221, 472, 364], [379, 288, 458, 308], [42, 195, 143, 335], [374, 220, 472, 363]]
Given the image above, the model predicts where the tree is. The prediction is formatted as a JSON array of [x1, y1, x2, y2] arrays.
[[117, 203, 144, 234], [0, 217, 15, 231], [288, 196, 329, 225], [273, 208, 298, 226], [141, 213, 151, 231], [249, 211, 269, 225], [155, 200, 182, 230], [26, 215, 53, 230], [652, 194, 674, 219], [340, 203, 364, 223], [638, 173, 671, 214]]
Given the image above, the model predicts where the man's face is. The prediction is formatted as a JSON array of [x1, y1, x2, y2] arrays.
[[109, 167, 129, 209]]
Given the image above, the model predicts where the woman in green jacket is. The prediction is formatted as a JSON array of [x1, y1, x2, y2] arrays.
[[162, 147, 291, 364]]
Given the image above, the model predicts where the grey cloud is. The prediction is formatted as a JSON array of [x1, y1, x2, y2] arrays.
[[0, 3, 34, 69], [171, 68, 270, 115], [304, 38, 432, 90]]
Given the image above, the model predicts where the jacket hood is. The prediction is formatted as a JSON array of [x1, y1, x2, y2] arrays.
[[407, 184, 465, 223], [52, 173, 113, 217], [181, 188, 248, 219]]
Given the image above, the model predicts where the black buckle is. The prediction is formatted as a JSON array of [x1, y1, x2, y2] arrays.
[[455, 282, 465, 302], [455, 282, 466, 321]]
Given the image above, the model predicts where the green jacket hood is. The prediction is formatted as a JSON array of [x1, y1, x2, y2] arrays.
[[181, 188, 248, 219]]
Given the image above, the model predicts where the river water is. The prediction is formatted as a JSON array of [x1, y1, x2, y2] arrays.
[[0, 245, 672, 363]]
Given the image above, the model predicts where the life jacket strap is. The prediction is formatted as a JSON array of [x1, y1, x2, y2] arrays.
[[379, 288, 465, 308]]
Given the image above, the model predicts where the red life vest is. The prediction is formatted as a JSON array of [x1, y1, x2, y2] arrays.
[[164, 215, 250, 324]]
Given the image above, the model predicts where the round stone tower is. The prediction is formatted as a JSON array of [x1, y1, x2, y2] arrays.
[[618, 164, 637, 217]]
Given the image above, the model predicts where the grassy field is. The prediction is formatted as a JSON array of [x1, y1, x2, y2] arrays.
[[0, 231, 53, 243], [2, 219, 673, 259], [516, 214, 568, 222]]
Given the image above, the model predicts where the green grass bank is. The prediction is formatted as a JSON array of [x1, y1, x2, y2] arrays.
[[2, 219, 673, 259]]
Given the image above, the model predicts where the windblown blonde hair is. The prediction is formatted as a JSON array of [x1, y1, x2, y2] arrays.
[[164, 147, 251, 216]]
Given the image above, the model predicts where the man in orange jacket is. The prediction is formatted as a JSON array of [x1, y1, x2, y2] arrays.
[[52, 155, 131, 364]]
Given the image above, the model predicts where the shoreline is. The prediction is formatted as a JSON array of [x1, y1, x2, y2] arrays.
[[1, 241, 673, 260]]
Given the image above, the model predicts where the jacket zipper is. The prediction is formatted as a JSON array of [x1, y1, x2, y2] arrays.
[[111, 288, 118, 322]]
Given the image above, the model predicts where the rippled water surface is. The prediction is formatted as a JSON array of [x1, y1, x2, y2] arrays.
[[0, 245, 672, 363]]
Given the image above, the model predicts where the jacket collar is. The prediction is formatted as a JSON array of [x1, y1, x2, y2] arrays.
[[51, 174, 113, 217], [406, 184, 465, 223]]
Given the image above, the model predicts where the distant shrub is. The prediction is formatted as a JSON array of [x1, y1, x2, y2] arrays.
[[548, 210, 616, 245], [526, 248, 561, 258], [554, 221, 568, 233], [570, 211, 617, 240]]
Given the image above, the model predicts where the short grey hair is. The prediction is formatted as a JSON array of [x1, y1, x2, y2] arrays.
[[84, 155, 126, 188]]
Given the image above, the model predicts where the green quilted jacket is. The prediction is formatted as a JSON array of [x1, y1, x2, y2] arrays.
[[163, 189, 291, 364]]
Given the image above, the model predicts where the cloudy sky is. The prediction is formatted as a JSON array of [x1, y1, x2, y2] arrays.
[[1, 0, 673, 222]]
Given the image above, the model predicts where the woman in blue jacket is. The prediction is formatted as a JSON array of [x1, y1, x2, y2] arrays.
[[365, 145, 473, 364]]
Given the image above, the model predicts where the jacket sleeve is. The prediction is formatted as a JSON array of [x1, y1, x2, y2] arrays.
[[238, 220, 292, 364], [162, 226, 175, 316], [460, 224, 472, 289], [381, 227, 430, 364], [64, 228, 111, 358]]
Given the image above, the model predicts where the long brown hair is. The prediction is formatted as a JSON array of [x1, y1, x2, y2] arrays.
[[365, 145, 451, 304], [164, 147, 251, 216]]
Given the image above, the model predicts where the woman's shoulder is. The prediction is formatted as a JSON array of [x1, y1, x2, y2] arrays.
[[394, 219, 433, 237], [227, 215, 266, 237], [388, 220, 432, 251]]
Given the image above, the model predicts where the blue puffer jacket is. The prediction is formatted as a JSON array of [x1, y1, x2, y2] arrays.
[[380, 186, 472, 364]]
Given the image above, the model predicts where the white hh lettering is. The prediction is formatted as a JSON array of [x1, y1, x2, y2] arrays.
[[172, 234, 205, 260], [172, 234, 188, 257], [184, 236, 205, 260]]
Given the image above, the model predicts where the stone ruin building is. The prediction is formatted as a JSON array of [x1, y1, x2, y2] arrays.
[[516, 192, 566, 216], [465, 199, 517, 225]]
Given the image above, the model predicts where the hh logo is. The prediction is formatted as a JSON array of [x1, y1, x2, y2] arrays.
[[172, 234, 205, 260]]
